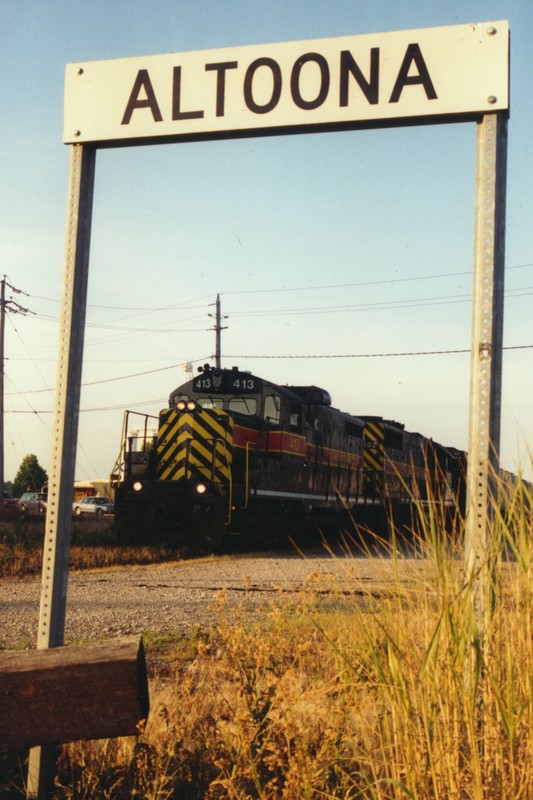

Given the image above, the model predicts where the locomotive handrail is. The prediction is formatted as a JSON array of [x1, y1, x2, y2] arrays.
[[184, 438, 191, 482], [111, 410, 159, 484], [243, 441, 257, 510], [204, 435, 233, 524], [186, 434, 233, 524], [110, 410, 131, 484], [223, 441, 233, 525]]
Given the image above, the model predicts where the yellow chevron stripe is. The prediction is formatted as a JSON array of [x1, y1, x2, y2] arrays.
[[159, 444, 230, 481], [187, 437, 224, 467], [364, 421, 385, 472], [174, 434, 232, 468], [179, 412, 233, 440], [190, 436, 231, 465], [365, 452, 383, 471], [157, 410, 232, 446], [157, 408, 233, 483], [158, 452, 231, 482], [158, 411, 181, 442], [364, 424, 385, 444]]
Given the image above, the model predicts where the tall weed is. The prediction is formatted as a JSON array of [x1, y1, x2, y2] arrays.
[[2, 475, 532, 798]]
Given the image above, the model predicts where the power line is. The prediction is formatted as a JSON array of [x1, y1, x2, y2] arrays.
[[8, 398, 166, 414], [221, 262, 533, 296], [25, 261, 533, 309], [226, 343, 533, 360], [1, 277, 37, 499], [23, 280, 533, 332], [4, 374, 53, 429], [6, 343, 533, 408], [6, 315, 53, 397], [5, 357, 211, 397], [27, 292, 215, 312], [226, 286, 533, 318]]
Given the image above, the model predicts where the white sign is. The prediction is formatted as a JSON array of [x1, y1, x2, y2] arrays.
[[64, 21, 509, 146]]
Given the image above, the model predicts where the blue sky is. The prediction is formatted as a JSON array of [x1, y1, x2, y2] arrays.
[[1, 0, 532, 484]]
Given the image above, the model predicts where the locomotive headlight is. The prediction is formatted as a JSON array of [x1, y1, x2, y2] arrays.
[[195, 483, 207, 495], [177, 399, 197, 412], [132, 481, 144, 492]]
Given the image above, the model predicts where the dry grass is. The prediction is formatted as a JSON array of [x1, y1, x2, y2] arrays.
[[49, 543, 532, 800], [0, 518, 176, 578], [1, 478, 532, 799]]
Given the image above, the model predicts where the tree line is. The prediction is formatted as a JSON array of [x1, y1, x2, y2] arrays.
[[5, 454, 48, 499]]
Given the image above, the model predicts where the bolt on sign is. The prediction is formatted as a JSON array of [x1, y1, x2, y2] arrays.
[[64, 21, 509, 145]]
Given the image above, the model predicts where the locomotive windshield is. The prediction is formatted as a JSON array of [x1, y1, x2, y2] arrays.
[[228, 397, 257, 415], [197, 397, 224, 409], [173, 393, 257, 416]]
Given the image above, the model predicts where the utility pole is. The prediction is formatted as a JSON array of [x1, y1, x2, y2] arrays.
[[209, 294, 228, 369], [0, 276, 31, 505]]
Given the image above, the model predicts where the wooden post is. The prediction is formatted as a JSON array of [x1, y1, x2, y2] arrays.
[[0, 637, 149, 751]]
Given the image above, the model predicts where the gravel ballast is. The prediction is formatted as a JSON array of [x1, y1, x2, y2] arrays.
[[0, 553, 429, 649]]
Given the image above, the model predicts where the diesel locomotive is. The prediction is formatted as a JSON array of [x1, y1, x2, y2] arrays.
[[112, 364, 466, 548]]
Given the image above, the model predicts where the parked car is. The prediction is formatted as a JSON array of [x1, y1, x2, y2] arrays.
[[18, 491, 47, 514], [73, 496, 114, 516], [2, 491, 19, 511]]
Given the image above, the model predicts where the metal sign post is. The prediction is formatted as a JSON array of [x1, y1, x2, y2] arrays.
[[26, 144, 96, 798], [464, 112, 508, 624]]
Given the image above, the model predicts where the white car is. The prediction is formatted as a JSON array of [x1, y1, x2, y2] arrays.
[[73, 496, 114, 516]]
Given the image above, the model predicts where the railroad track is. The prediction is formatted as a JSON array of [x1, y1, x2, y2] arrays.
[[0, 552, 434, 650]]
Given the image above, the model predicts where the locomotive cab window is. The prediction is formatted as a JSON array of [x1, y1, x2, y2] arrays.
[[290, 403, 302, 432], [229, 397, 257, 416], [264, 394, 281, 426], [197, 397, 225, 409]]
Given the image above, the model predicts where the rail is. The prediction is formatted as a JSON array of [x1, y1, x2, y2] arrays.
[[110, 410, 158, 484]]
